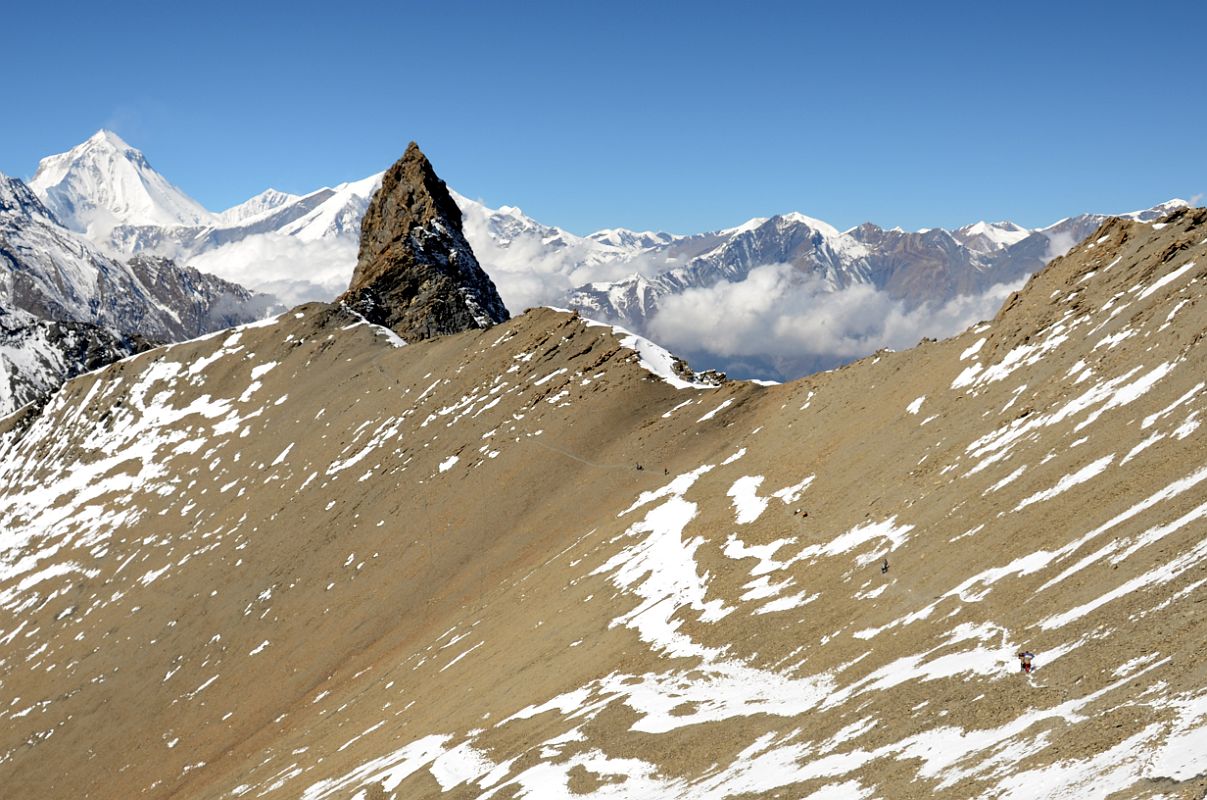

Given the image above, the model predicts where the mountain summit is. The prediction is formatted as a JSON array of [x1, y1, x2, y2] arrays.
[[340, 142, 509, 340], [29, 129, 213, 238]]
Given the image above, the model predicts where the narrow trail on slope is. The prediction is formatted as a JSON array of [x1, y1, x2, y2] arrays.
[[527, 438, 648, 472]]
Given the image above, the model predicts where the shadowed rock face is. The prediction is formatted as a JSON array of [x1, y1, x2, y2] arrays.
[[340, 142, 509, 341]]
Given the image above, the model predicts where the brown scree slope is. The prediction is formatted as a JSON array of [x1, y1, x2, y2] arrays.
[[0, 208, 1204, 799]]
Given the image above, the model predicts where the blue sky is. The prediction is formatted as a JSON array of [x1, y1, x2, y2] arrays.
[[3, 1, 1203, 234]]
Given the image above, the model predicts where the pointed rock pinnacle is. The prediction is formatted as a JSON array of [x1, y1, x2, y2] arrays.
[[340, 142, 509, 341]]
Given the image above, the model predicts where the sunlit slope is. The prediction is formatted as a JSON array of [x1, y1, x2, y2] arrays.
[[1, 210, 1204, 799]]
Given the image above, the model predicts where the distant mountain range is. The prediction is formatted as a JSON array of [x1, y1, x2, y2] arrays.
[[9, 130, 1188, 384]]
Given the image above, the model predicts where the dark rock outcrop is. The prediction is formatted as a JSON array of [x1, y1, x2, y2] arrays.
[[340, 142, 508, 341]]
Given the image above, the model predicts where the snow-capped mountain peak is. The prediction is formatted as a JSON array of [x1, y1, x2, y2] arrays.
[[952, 219, 1032, 253], [217, 188, 302, 224], [29, 129, 215, 238], [717, 216, 770, 236], [587, 228, 679, 250], [277, 173, 382, 242], [777, 210, 843, 238]]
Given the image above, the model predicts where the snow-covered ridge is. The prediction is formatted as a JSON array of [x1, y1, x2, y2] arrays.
[[216, 188, 301, 225], [953, 220, 1032, 253], [572, 312, 720, 390]]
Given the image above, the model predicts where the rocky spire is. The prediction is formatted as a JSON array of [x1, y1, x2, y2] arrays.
[[340, 142, 509, 341]]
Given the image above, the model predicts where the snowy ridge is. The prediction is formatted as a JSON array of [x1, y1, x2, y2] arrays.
[[573, 312, 720, 389], [216, 188, 301, 224], [588, 228, 680, 249], [952, 220, 1032, 253]]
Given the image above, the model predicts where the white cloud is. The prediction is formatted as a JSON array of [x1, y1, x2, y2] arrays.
[[1042, 230, 1082, 263], [189, 232, 357, 307], [645, 263, 1019, 380]]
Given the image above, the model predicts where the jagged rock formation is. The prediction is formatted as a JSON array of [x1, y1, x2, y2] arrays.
[[0, 207, 1203, 798], [339, 143, 508, 340]]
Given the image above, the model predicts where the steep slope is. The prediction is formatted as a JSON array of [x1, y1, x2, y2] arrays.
[[0, 303, 150, 416], [1, 171, 271, 341], [0, 205, 1203, 799], [340, 143, 508, 340], [0, 171, 275, 413]]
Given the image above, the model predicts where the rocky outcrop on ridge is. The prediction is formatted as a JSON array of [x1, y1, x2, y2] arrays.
[[340, 142, 509, 340]]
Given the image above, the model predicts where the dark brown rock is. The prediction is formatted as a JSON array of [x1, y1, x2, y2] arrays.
[[340, 142, 509, 341]]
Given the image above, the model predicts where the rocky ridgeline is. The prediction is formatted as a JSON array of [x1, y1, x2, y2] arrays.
[[340, 143, 509, 341]]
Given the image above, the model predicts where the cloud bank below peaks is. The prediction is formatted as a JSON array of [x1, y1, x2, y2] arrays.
[[645, 263, 1021, 381]]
